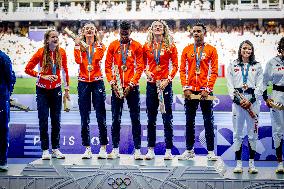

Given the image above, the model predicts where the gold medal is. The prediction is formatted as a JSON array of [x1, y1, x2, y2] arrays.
[[243, 83, 248, 91], [196, 67, 200, 74], [121, 65, 127, 72], [156, 65, 161, 72], [87, 65, 93, 72]]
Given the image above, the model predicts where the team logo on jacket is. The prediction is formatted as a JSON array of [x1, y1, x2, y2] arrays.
[[160, 49, 164, 55]]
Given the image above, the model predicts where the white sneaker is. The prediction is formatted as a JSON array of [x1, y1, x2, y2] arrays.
[[52, 149, 65, 159], [164, 149, 173, 160], [233, 160, 243, 173], [207, 151, 218, 161], [276, 162, 284, 174], [82, 147, 92, 159], [134, 149, 143, 160], [108, 148, 120, 159], [98, 146, 107, 159], [0, 164, 8, 171], [145, 148, 155, 160], [42, 150, 51, 160], [178, 150, 195, 160], [248, 159, 258, 174]]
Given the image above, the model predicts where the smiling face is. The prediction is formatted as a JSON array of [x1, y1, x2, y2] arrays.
[[152, 21, 164, 36], [82, 23, 96, 37], [192, 26, 205, 44], [240, 43, 253, 60], [47, 31, 59, 49]]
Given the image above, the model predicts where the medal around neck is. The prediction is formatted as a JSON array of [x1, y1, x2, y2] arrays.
[[196, 67, 201, 74], [156, 65, 161, 72], [87, 65, 93, 72], [242, 83, 248, 91], [121, 64, 127, 72]]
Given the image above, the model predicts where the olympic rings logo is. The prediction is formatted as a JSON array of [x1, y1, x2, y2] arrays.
[[107, 177, 131, 189]]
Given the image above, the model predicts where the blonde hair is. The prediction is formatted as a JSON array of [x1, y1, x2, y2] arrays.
[[146, 20, 173, 51], [42, 29, 62, 73]]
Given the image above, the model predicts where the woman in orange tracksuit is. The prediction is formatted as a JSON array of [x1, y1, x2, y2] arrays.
[[74, 22, 108, 159], [143, 20, 178, 160], [105, 21, 144, 160], [25, 29, 70, 160], [179, 22, 218, 161]]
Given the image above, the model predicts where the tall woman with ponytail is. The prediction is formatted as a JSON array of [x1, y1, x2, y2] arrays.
[[25, 29, 70, 160]]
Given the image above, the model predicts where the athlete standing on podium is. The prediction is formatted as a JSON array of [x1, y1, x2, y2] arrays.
[[227, 40, 263, 174], [25, 29, 70, 160], [179, 22, 218, 161], [105, 21, 144, 160], [74, 22, 108, 159], [263, 37, 284, 174], [143, 20, 178, 160]]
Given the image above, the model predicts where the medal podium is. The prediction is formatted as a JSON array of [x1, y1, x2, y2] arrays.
[[1, 155, 284, 189]]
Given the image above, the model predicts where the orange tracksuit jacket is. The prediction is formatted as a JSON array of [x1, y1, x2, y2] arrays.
[[143, 42, 179, 82], [105, 39, 144, 87], [74, 43, 106, 82], [180, 43, 218, 92], [25, 47, 70, 89]]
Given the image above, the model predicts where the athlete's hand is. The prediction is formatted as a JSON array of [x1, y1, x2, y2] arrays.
[[265, 99, 273, 108], [124, 85, 132, 97], [240, 99, 251, 109], [145, 70, 154, 82], [75, 36, 87, 51], [184, 89, 192, 100], [112, 83, 123, 99], [200, 90, 209, 100], [41, 75, 58, 82], [160, 79, 169, 91]]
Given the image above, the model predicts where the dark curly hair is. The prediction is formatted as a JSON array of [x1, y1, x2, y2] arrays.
[[194, 22, 207, 33], [120, 21, 131, 30]]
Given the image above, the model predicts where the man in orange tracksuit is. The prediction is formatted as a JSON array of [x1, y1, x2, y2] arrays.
[[143, 20, 178, 160], [74, 22, 108, 159], [179, 22, 218, 161], [105, 21, 144, 160], [25, 30, 70, 160]]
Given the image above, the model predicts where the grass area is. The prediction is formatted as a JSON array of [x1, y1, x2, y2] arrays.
[[14, 77, 270, 95], [14, 77, 229, 94]]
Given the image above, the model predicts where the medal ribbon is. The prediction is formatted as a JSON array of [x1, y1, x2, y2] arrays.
[[152, 41, 163, 66], [51, 51, 57, 75], [241, 62, 250, 86], [120, 41, 130, 67], [86, 43, 95, 68], [194, 43, 204, 71]]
